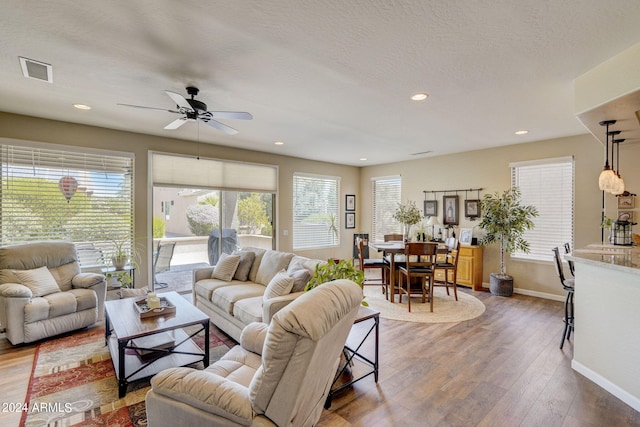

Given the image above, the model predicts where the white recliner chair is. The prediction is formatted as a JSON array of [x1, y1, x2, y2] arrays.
[[146, 279, 362, 427], [0, 241, 106, 345]]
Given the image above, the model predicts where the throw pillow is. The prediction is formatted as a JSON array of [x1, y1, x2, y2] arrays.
[[255, 250, 295, 286], [13, 266, 61, 297], [289, 268, 312, 293], [232, 250, 256, 281], [211, 253, 241, 282], [263, 269, 295, 300]]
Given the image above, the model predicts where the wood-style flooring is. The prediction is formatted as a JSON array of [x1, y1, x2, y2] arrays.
[[1, 289, 639, 427]]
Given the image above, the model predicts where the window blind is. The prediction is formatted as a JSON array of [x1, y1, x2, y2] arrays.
[[371, 176, 401, 242], [0, 144, 134, 263], [293, 173, 340, 250], [152, 152, 277, 192], [510, 157, 574, 261]]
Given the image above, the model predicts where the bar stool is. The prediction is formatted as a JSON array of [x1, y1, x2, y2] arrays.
[[552, 247, 574, 349]]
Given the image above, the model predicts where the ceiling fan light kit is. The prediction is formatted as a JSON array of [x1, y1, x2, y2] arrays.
[[118, 86, 252, 135]]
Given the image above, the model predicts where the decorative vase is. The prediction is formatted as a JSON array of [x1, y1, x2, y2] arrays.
[[403, 224, 411, 242], [112, 256, 127, 270]]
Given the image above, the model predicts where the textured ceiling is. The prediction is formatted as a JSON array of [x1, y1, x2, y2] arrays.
[[2, 0, 640, 165]]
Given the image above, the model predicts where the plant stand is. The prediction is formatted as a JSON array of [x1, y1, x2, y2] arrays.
[[489, 273, 513, 296]]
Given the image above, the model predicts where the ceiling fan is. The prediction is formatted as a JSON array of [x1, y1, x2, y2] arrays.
[[117, 86, 252, 135]]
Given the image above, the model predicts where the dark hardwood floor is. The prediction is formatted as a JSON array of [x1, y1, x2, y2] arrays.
[[318, 288, 640, 426], [1, 288, 639, 426]]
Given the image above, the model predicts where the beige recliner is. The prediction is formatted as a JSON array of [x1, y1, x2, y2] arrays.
[[0, 241, 106, 345], [146, 279, 362, 427]]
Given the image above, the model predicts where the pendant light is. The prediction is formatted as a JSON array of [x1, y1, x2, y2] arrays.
[[611, 137, 625, 195], [598, 120, 617, 192]]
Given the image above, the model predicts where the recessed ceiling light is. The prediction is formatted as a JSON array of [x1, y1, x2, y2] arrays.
[[73, 104, 92, 110], [360, 157, 368, 161], [411, 93, 429, 101], [274, 141, 284, 145], [515, 130, 528, 135]]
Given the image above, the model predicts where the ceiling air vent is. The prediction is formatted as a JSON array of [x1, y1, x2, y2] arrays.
[[19, 57, 52, 83]]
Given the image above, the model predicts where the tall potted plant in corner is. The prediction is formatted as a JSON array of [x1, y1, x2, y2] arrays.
[[478, 188, 538, 296]]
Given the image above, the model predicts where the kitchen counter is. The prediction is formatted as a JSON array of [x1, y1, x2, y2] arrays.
[[566, 244, 640, 412]]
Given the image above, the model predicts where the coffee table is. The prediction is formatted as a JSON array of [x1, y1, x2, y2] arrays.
[[104, 291, 210, 397]]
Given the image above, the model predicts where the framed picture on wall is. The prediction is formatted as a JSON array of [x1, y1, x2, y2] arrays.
[[618, 211, 634, 222], [618, 195, 634, 209], [345, 212, 355, 229], [424, 200, 437, 217], [464, 199, 481, 219], [346, 194, 356, 211], [443, 195, 459, 225]]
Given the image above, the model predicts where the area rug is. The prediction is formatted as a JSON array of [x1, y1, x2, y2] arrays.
[[20, 323, 231, 427], [363, 285, 485, 323]]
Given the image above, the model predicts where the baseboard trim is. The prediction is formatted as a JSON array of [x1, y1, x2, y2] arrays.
[[572, 360, 640, 412], [513, 287, 564, 302]]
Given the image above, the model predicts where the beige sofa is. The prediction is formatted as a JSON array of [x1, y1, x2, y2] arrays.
[[147, 279, 362, 427], [192, 247, 324, 342], [0, 241, 106, 345]]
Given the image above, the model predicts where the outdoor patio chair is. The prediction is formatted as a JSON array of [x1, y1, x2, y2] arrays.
[[153, 241, 176, 290]]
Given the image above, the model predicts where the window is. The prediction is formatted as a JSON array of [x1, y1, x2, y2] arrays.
[[510, 157, 574, 261], [293, 173, 340, 250], [371, 176, 401, 242], [1, 143, 134, 264]]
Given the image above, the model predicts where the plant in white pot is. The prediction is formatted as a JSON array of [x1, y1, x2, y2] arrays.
[[478, 188, 538, 296], [393, 200, 422, 242]]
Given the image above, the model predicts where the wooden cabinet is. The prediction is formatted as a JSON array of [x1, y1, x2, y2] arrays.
[[434, 245, 484, 291]]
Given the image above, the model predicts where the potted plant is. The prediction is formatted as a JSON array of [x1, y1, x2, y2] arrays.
[[111, 239, 129, 270], [478, 188, 538, 296], [305, 259, 367, 306], [393, 200, 422, 242]]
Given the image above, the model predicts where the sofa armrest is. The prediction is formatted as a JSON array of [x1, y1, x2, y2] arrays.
[[240, 322, 269, 355], [262, 291, 304, 323], [72, 273, 106, 289], [150, 367, 253, 425], [193, 267, 215, 284], [0, 283, 33, 298]]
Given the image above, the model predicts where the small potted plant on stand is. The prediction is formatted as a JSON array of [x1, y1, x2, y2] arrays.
[[393, 201, 422, 242], [478, 188, 537, 296]]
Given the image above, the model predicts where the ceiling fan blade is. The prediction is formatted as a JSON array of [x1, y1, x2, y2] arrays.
[[164, 117, 191, 130], [206, 111, 253, 120], [200, 117, 239, 135], [165, 91, 192, 110], [117, 103, 180, 113]]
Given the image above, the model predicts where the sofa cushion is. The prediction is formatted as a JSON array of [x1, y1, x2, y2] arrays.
[[243, 247, 267, 283], [287, 256, 317, 292], [13, 266, 61, 297], [232, 251, 255, 282], [263, 270, 294, 300], [194, 279, 238, 302], [255, 251, 294, 286], [288, 268, 312, 293], [212, 283, 266, 314], [211, 253, 241, 281], [233, 296, 264, 325]]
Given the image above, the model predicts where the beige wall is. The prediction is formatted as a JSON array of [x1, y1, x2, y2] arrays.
[[359, 134, 640, 299], [0, 112, 360, 285], [2, 112, 638, 298]]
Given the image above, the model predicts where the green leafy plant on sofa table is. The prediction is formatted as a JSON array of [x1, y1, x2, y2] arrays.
[[305, 259, 367, 306]]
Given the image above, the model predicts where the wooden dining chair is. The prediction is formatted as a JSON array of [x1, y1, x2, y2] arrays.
[[382, 233, 405, 300], [358, 239, 389, 299], [397, 242, 438, 312], [434, 238, 460, 301]]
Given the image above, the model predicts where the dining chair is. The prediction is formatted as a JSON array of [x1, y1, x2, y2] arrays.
[[382, 233, 406, 300], [358, 239, 389, 299], [397, 242, 438, 312], [434, 238, 460, 301], [552, 247, 575, 349], [563, 242, 575, 277]]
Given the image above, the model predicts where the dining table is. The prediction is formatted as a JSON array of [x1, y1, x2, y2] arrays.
[[368, 240, 449, 304]]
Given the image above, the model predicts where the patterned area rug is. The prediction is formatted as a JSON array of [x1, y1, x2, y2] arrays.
[[20, 323, 231, 426], [363, 285, 486, 323]]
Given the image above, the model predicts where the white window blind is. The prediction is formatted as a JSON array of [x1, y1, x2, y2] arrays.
[[152, 152, 277, 192], [510, 157, 574, 261], [0, 144, 134, 263], [371, 176, 401, 242], [293, 173, 340, 250]]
